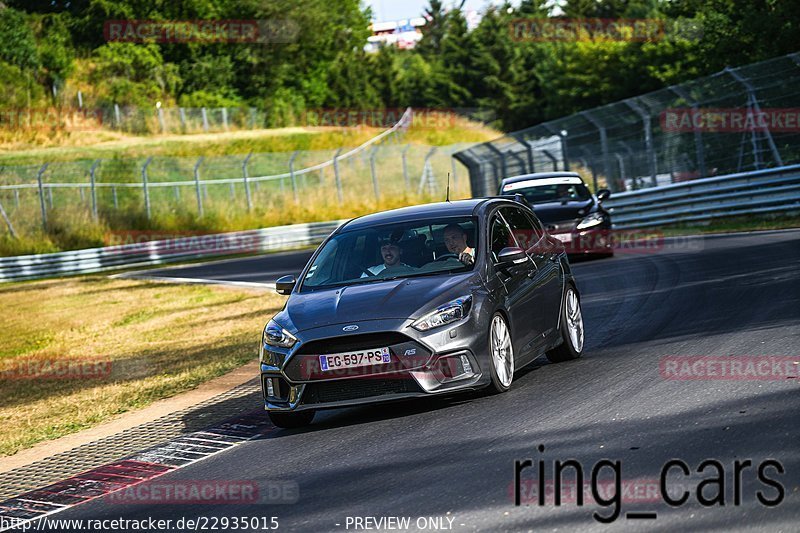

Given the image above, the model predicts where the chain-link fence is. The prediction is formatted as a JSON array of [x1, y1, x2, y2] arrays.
[[0, 139, 472, 237], [455, 52, 800, 197]]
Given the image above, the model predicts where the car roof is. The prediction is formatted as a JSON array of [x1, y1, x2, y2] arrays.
[[340, 198, 519, 232], [500, 172, 582, 187]]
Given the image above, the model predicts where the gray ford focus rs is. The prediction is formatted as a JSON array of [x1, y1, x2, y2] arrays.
[[260, 197, 584, 428]]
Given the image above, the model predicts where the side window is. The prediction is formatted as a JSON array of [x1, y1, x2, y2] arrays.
[[490, 215, 516, 263], [500, 207, 542, 252]]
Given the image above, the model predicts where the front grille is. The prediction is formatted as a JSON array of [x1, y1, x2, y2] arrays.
[[295, 332, 410, 355], [302, 377, 422, 404], [283, 332, 431, 382], [545, 219, 579, 233]]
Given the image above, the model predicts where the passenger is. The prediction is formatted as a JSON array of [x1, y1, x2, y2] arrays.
[[362, 241, 411, 277], [443, 224, 475, 266]]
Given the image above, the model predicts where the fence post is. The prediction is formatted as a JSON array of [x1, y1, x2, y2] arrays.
[[401, 144, 411, 188], [157, 106, 166, 133], [369, 148, 380, 201], [624, 100, 658, 188], [222, 108, 229, 131], [242, 152, 253, 212], [725, 67, 783, 167], [142, 156, 153, 219], [201, 107, 209, 132], [114, 104, 121, 129], [36, 163, 49, 229], [669, 86, 706, 179], [89, 159, 100, 220], [581, 111, 611, 190], [194, 157, 204, 217], [614, 153, 626, 183], [333, 148, 344, 204], [289, 151, 299, 202], [0, 198, 16, 238], [14, 190, 19, 208], [179, 107, 186, 131], [418, 148, 437, 195]]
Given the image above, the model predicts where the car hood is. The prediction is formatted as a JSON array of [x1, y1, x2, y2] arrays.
[[277, 272, 477, 332], [531, 198, 595, 224]]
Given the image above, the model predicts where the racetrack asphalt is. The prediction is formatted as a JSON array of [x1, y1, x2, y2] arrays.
[[17, 230, 800, 532]]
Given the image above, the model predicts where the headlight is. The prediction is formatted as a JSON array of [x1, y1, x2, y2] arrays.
[[263, 320, 297, 348], [411, 296, 472, 332], [576, 212, 605, 230]]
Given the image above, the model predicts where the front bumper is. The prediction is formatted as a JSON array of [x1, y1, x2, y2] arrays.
[[260, 318, 488, 412]]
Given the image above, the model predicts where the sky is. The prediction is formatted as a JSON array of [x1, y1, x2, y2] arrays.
[[364, 0, 513, 21]]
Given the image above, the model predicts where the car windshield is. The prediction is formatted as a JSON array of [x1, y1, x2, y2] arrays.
[[301, 216, 478, 291], [503, 180, 592, 204]]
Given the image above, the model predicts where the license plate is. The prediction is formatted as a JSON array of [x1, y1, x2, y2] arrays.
[[319, 347, 391, 371], [554, 232, 573, 243]]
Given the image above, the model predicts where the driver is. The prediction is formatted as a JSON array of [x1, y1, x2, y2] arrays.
[[556, 184, 573, 199], [362, 241, 411, 277], [443, 224, 475, 266]]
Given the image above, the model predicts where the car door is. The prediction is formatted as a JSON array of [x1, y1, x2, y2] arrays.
[[488, 211, 536, 357], [501, 206, 563, 349]]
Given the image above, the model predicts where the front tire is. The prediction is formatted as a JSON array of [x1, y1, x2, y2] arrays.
[[546, 285, 584, 363], [268, 410, 315, 429], [487, 313, 514, 393]]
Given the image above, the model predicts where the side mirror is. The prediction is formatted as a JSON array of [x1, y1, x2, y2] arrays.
[[496, 247, 527, 268], [596, 189, 611, 202], [275, 275, 296, 295]]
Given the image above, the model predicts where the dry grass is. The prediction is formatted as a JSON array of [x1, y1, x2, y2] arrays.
[[0, 276, 286, 456], [0, 115, 499, 165]]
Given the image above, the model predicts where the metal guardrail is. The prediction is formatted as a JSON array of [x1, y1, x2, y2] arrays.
[[0, 220, 346, 283], [3, 165, 798, 283], [605, 165, 800, 229]]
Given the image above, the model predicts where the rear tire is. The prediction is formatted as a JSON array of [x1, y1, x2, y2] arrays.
[[487, 313, 514, 393], [268, 410, 315, 429], [546, 285, 584, 363]]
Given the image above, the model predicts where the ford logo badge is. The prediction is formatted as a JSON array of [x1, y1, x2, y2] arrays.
[[342, 325, 359, 332]]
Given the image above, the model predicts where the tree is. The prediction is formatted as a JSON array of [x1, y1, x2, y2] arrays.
[[90, 43, 180, 107]]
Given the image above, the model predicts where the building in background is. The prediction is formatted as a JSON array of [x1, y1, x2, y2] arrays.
[[366, 17, 426, 52]]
